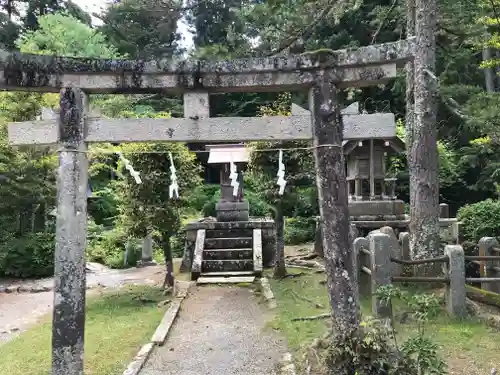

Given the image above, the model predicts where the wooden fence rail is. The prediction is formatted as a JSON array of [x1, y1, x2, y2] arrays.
[[355, 233, 500, 318]]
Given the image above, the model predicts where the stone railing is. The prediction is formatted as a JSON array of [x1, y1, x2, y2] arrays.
[[355, 233, 500, 318]]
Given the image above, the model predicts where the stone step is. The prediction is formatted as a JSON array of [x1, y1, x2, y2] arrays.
[[196, 276, 256, 285], [203, 248, 253, 260], [205, 228, 253, 239], [204, 237, 252, 250], [201, 259, 254, 273], [200, 271, 255, 276]]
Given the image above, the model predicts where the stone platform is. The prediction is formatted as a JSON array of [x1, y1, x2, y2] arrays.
[[180, 218, 276, 281]]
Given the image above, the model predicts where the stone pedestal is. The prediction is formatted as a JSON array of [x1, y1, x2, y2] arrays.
[[180, 218, 276, 272], [137, 233, 157, 267], [348, 199, 406, 221], [216, 201, 249, 222]]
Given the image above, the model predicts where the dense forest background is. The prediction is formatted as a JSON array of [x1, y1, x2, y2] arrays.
[[1, 0, 500, 278]]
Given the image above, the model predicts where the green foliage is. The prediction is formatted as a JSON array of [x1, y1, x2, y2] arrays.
[[17, 13, 121, 58], [328, 286, 446, 375], [284, 217, 316, 245], [0, 233, 55, 278], [457, 199, 500, 242], [87, 228, 142, 269]]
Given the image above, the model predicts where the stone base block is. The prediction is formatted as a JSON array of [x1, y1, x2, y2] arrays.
[[216, 201, 250, 222], [349, 200, 405, 218], [137, 260, 158, 268]]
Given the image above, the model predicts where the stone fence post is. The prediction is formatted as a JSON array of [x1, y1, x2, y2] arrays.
[[439, 203, 449, 218], [354, 237, 370, 297], [368, 233, 392, 318], [444, 245, 466, 317], [478, 237, 500, 294]]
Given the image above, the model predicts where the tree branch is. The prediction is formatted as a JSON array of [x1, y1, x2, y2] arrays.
[[371, 0, 398, 44], [267, 1, 335, 57]]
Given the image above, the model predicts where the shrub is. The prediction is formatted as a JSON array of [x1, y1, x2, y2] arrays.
[[186, 184, 220, 213], [0, 232, 55, 278], [87, 228, 141, 269], [284, 217, 316, 245], [457, 199, 500, 242]]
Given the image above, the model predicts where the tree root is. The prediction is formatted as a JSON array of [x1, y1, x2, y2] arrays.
[[289, 290, 325, 309], [291, 313, 331, 321]]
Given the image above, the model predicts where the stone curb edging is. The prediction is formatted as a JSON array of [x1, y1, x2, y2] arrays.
[[0, 285, 99, 294], [258, 277, 297, 375], [278, 352, 297, 375], [258, 277, 277, 309], [121, 281, 193, 375]]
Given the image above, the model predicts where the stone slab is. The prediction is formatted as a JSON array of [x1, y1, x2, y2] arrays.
[[204, 237, 252, 249], [122, 342, 155, 375], [196, 276, 256, 284], [185, 218, 274, 231], [203, 248, 253, 260], [253, 229, 263, 274], [201, 259, 254, 273], [259, 277, 277, 309], [150, 299, 181, 345], [349, 200, 405, 217], [190, 229, 205, 280], [200, 271, 254, 276]]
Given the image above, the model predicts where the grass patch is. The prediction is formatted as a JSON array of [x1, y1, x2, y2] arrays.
[[269, 269, 500, 374], [0, 285, 167, 375]]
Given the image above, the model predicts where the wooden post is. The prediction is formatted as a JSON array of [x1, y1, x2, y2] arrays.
[[52, 87, 89, 375], [310, 72, 360, 338]]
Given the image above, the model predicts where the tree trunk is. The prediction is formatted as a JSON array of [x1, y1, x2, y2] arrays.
[[162, 233, 175, 288], [483, 46, 496, 93], [310, 74, 360, 374], [273, 201, 286, 278], [410, 0, 440, 267], [405, 0, 415, 147]]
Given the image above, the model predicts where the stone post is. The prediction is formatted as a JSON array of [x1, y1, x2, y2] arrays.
[[52, 87, 88, 375], [444, 245, 466, 317], [354, 237, 370, 297], [439, 203, 449, 218], [139, 233, 157, 267], [309, 77, 360, 331], [180, 228, 197, 272], [478, 237, 500, 294], [399, 232, 410, 260], [368, 233, 392, 318]]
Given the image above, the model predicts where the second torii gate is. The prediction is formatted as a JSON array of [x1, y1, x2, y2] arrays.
[[2, 38, 414, 375]]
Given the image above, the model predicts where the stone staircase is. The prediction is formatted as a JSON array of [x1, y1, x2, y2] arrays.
[[191, 227, 263, 284]]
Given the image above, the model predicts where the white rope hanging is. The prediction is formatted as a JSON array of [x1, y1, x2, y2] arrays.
[[116, 152, 142, 184], [168, 152, 179, 199], [276, 149, 286, 195], [229, 159, 239, 197]]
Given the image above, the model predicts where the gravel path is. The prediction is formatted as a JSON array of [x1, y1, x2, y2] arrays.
[[140, 285, 287, 375]]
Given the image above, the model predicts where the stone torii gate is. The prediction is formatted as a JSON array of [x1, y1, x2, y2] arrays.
[[2, 38, 414, 375]]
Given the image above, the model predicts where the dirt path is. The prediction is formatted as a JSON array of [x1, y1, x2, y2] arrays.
[[0, 265, 167, 345], [140, 285, 287, 375]]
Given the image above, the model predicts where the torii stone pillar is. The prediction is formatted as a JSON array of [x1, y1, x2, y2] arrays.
[[52, 87, 89, 375]]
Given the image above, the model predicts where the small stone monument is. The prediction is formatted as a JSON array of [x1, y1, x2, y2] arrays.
[[206, 144, 250, 222]]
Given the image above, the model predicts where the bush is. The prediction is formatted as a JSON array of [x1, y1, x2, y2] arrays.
[[87, 228, 141, 269], [171, 230, 186, 258], [0, 232, 55, 278], [284, 217, 316, 245], [457, 199, 500, 242], [186, 184, 220, 213]]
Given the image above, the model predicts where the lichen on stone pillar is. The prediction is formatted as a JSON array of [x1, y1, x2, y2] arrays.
[[52, 87, 89, 375]]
